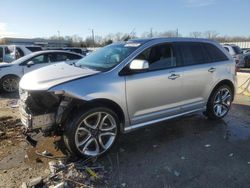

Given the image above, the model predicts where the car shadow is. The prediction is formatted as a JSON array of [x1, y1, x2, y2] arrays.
[[0, 92, 19, 99]]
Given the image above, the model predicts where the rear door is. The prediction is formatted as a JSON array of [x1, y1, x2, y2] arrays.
[[125, 43, 184, 125], [176, 42, 228, 112]]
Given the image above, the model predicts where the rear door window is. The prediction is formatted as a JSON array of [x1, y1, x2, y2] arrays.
[[55, 53, 68, 62], [177, 42, 210, 66]]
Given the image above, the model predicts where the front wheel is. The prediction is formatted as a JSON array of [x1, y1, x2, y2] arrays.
[[63, 107, 119, 158], [204, 85, 233, 120]]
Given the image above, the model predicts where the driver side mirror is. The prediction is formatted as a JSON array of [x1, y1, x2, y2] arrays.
[[27, 61, 35, 67], [119, 59, 149, 76], [129, 59, 149, 70]]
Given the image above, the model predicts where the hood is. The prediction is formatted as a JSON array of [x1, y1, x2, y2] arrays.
[[19, 62, 100, 91]]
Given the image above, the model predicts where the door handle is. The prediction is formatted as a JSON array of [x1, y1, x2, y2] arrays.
[[208, 67, 216, 73], [168, 73, 180, 80]]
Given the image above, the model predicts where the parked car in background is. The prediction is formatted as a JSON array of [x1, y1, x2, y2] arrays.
[[0, 45, 42, 63], [0, 50, 83, 92], [46, 47, 89, 56], [244, 53, 250, 68], [222, 44, 244, 67], [242, 48, 250, 54], [82, 49, 93, 56], [19, 38, 236, 158]]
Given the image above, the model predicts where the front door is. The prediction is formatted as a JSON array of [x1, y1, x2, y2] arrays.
[[23, 53, 49, 74], [125, 43, 183, 125]]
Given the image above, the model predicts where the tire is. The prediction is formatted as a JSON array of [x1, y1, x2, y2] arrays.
[[0, 75, 20, 93], [63, 107, 120, 158], [204, 85, 233, 120]]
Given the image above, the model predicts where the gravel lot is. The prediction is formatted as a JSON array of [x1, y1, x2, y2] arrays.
[[0, 93, 250, 187]]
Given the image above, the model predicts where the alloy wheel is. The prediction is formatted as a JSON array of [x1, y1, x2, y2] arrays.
[[2, 77, 19, 92], [213, 88, 232, 117], [75, 111, 117, 157]]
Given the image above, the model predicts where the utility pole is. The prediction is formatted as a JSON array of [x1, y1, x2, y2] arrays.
[[150, 28, 153, 38], [91, 29, 95, 48], [57, 30, 60, 39]]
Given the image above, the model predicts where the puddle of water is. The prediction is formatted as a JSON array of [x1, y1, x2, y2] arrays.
[[222, 117, 250, 142]]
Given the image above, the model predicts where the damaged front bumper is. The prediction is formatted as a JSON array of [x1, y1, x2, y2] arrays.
[[20, 105, 55, 130], [19, 89, 62, 132]]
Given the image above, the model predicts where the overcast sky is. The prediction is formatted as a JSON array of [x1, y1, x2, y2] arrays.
[[0, 0, 249, 38]]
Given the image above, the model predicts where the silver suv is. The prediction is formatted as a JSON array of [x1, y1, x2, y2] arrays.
[[19, 38, 236, 157]]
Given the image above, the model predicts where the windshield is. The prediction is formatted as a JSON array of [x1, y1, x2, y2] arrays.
[[75, 42, 140, 71]]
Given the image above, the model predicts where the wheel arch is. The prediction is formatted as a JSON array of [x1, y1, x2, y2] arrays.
[[207, 79, 235, 103], [0, 74, 20, 80], [66, 97, 126, 132]]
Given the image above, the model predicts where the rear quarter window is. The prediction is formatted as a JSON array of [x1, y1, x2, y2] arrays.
[[204, 43, 228, 62]]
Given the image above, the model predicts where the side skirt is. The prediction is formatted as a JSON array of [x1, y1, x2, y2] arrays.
[[124, 107, 206, 133]]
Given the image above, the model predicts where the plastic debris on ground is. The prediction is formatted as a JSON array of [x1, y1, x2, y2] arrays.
[[21, 157, 107, 188]]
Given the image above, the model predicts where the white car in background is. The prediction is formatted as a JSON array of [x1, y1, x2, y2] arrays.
[[0, 45, 42, 63], [0, 50, 83, 92], [222, 44, 245, 67]]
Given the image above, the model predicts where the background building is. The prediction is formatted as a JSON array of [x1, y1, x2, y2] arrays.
[[0, 37, 70, 47]]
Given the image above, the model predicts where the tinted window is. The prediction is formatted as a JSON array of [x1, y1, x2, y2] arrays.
[[29, 54, 48, 64], [136, 44, 177, 70], [66, 53, 82, 60], [178, 42, 209, 65], [204, 43, 228, 62], [16, 47, 25, 58], [26, 47, 42, 52], [55, 53, 68, 62], [47, 53, 82, 62]]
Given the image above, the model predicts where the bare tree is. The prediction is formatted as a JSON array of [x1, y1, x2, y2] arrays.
[[204, 30, 219, 39], [189, 31, 203, 38]]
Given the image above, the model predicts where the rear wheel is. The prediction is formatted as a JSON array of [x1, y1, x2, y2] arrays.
[[204, 85, 233, 120], [63, 107, 119, 158], [0, 75, 19, 93]]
